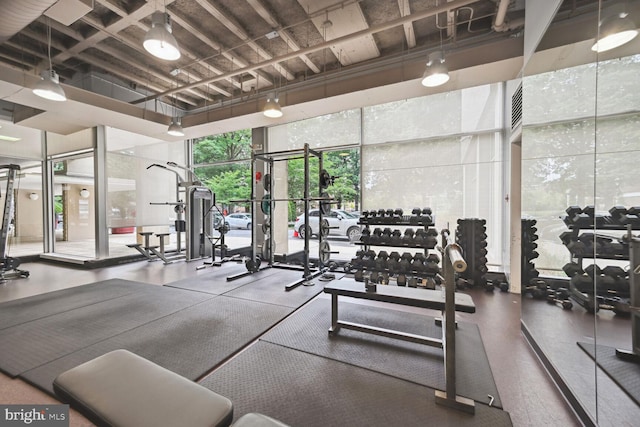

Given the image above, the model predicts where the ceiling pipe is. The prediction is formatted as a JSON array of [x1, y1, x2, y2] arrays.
[[0, 0, 58, 43], [131, 0, 483, 105], [492, 0, 513, 32]]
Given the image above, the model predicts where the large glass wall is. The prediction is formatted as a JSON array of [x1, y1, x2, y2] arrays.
[[264, 83, 505, 265], [362, 84, 505, 267], [106, 127, 186, 257]]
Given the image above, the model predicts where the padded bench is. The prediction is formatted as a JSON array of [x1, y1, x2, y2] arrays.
[[53, 350, 289, 427], [53, 349, 233, 427]]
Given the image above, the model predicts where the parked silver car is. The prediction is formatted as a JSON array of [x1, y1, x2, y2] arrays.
[[294, 209, 361, 241], [224, 213, 252, 229]]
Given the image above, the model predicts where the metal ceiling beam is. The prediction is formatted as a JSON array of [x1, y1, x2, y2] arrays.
[[193, 0, 295, 81], [132, 0, 482, 105], [168, 11, 277, 92], [397, 0, 416, 48], [246, 0, 321, 73]]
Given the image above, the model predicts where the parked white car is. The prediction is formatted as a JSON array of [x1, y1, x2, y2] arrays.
[[294, 209, 361, 241], [224, 213, 252, 229]]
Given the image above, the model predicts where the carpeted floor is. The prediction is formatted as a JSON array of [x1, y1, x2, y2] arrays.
[[201, 340, 512, 427]]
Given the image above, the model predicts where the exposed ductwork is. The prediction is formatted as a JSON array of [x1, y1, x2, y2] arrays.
[[492, 0, 524, 32], [0, 0, 58, 43]]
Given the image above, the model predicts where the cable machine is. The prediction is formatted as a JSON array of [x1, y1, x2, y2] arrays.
[[0, 164, 30, 283]]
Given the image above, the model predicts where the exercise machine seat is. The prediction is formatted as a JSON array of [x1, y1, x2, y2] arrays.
[[232, 413, 290, 427], [53, 349, 233, 427]]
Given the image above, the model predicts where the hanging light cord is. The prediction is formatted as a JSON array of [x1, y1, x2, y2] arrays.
[[47, 20, 53, 70]]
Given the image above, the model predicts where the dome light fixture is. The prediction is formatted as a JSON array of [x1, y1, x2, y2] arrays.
[[80, 188, 90, 198], [144, 11, 181, 61], [263, 95, 283, 118], [33, 69, 67, 101], [33, 20, 66, 101], [421, 51, 450, 88], [29, 192, 39, 201], [167, 117, 185, 136], [592, 11, 638, 53]]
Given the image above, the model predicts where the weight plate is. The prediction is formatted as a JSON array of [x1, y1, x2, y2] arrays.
[[319, 169, 331, 189], [263, 173, 271, 192], [319, 241, 331, 264], [320, 192, 331, 215], [261, 222, 270, 235], [261, 193, 271, 215], [320, 218, 330, 237]]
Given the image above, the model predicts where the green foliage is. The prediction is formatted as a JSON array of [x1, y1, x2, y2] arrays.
[[205, 169, 251, 208]]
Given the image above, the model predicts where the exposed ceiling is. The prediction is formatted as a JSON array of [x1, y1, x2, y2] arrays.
[[0, 0, 607, 140]]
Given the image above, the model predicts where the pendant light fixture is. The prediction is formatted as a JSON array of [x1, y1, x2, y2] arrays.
[[144, 10, 181, 61], [167, 72, 184, 136], [592, 10, 638, 53], [263, 95, 283, 118], [33, 20, 66, 102], [421, 51, 450, 88], [167, 117, 184, 136]]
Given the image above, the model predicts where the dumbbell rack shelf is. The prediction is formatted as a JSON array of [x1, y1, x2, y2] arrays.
[[352, 211, 440, 288], [561, 207, 639, 314]]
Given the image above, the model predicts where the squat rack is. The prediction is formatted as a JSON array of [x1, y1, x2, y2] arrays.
[[228, 143, 336, 290]]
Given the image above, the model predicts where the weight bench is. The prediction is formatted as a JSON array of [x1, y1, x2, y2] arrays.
[[53, 350, 289, 427]]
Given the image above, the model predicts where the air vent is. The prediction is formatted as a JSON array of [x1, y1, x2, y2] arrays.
[[511, 83, 522, 130]]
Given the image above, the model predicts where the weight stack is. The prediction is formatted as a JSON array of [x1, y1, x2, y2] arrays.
[[455, 218, 489, 288], [522, 218, 540, 285]]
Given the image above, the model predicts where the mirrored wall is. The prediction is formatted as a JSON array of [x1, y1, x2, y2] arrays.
[[521, 0, 640, 425]]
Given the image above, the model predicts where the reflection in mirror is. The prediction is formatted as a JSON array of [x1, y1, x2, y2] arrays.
[[520, 0, 600, 425], [521, 0, 640, 425], [594, 0, 640, 424]]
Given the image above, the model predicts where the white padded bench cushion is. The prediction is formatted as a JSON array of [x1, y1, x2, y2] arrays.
[[53, 349, 233, 427], [232, 413, 290, 427]]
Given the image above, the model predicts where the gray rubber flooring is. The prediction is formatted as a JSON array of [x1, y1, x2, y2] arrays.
[[200, 341, 512, 427], [223, 272, 324, 308], [0, 284, 212, 377], [22, 296, 292, 395], [164, 265, 285, 295], [0, 279, 149, 330], [578, 342, 640, 406], [261, 297, 502, 408]]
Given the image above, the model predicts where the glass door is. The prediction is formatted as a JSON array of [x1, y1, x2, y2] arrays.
[[50, 154, 95, 259]]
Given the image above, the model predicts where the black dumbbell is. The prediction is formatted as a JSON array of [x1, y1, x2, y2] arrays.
[[370, 228, 382, 244], [396, 274, 407, 286], [570, 274, 593, 293], [410, 208, 422, 225], [360, 228, 370, 243], [381, 228, 393, 243], [414, 229, 426, 245], [385, 209, 395, 218], [411, 257, 424, 272], [563, 262, 584, 277], [584, 264, 602, 278], [399, 257, 412, 272], [602, 266, 626, 278], [547, 288, 573, 309], [609, 206, 640, 226], [390, 230, 402, 245], [402, 228, 415, 245], [377, 209, 387, 218], [370, 271, 382, 284], [375, 256, 387, 271], [408, 277, 419, 288], [354, 270, 365, 282], [393, 209, 403, 221]]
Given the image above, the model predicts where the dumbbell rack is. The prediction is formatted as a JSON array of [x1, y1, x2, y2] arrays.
[[352, 209, 439, 288], [560, 205, 638, 314], [455, 218, 490, 291]]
